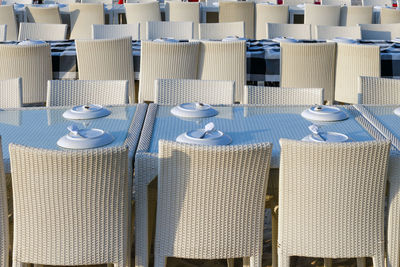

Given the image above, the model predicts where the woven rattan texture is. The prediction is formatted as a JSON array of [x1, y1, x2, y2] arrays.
[[199, 22, 244, 40], [0, 6, 17, 40], [315, 25, 361, 40], [360, 23, 400, 40], [26, 6, 62, 24], [69, 3, 105, 40], [381, 8, 400, 24], [92, 24, 140, 40], [0, 24, 6, 41], [0, 137, 9, 267], [358, 76, 400, 104], [166, 2, 200, 39], [125, 2, 161, 40], [219, 1, 255, 39], [266, 23, 312, 39], [18, 23, 67, 41], [146, 21, 194, 40], [340, 6, 373, 26], [0, 78, 22, 108], [388, 155, 400, 267], [255, 5, 288, 40]]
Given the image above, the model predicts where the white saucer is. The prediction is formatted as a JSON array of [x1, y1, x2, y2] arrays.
[[18, 40, 46, 46], [153, 38, 179, 43], [392, 38, 400, 43], [57, 128, 114, 149], [327, 37, 357, 44], [176, 129, 232, 145], [301, 105, 348, 122], [222, 36, 247, 42], [63, 104, 111, 120], [393, 107, 400, 116], [171, 103, 218, 118], [302, 132, 349, 143], [272, 37, 298, 43]]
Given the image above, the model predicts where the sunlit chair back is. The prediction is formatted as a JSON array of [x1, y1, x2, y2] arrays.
[[358, 76, 400, 104], [255, 4, 289, 39], [0, 5, 18, 40], [125, 2, 161, 40], [266, 23, 312, 39], [92, 24, 140, 40], [18, 23, 67, 40], [199, 22, 244, 40], [26, 6, 62, 23], [219, 1, 255, 39], [69, 3, 104, 40]]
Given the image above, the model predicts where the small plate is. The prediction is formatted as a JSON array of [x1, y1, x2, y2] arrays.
[[272, 37, 298, 43], [222, 36, 247, 42], [57, 128, 114, 149], [63, 104, 111, 120], [296, 3, 305, 8], [302, 132, 349, 143], [327, 37, 357, 44], [18, 40, 46, 46], [393, 106, 400, 116], [153, 38, 179, 43], [171, 103, 218, 118], [301, 105, 348, 122], [176, 129, 232, 145]]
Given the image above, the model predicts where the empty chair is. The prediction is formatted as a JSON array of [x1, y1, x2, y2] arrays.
[[198, 41, 246, 103], [321, 0, 351, 5], [76, 37, 135, 103], [335, 43, 380, 104], [199, 22, 244, 40], [280, 42, 336, 104], [0, 78, 22, 108], [219, 1, 255, 39], [362, 0, 391, 5], [243, 86, 324, 105], [278, 139, 390, 267], [92, 24, 140, 39], [155, 140, 272, 267], [315, 25, 361, 40], [255, 4, 289, 40], [283, 0, 314, 5], [380, 8, 400, 24], [360, 23, 400, 40], [155, 79, 235, 105], [46, 80, 129, 107], [69, 3, 104, 40], [146, 21, 194, 40], [0, 43, 52, 104], [266, 23, 312, 39], [166, 2, 200, 39], [388, 156, 400, 267], [139, 41, 200, 102], [26, 6, 62, 24], [305, 4, 341, 38], [0, 5, 18, 40], [340, 6, 373, 26], [125, 2, 161, 40], [18, 23, 67, 40], [0, 138, 8, 267], [358, 76, 400, 104], [0, 25, 6, 41], [10, 144, 131, 266]]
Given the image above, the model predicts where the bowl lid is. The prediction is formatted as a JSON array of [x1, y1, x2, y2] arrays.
[[57, 128, 114, 149], [171, 102, 218, 118], [301, 105, 348, 122], [63, 104, 111, 120], [176, 129, 232, 145]]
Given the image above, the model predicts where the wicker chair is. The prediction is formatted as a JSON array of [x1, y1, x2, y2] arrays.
[[305, 4, 341, 38], [283, 0, 314, 5], [197, 40, 246, 103], [125, 2, 161, 40], [266, 23, 312, 39], [280, 42, 336, 104], [81, 0, 112, 3], [46, 80, 129, 106], [243, 86, 324, 105], [146, 21, 193, 40], [219, 1, 255, 39], [255, 4, 289, 40], [155, 78, 235, 105], [139, 41, 199, 102], [92, 24, 140, 40], [0, 5, 18, 40], [358, 76, 400, 104], [10, 144, 131, 266], [0, 138, 9, 267], [69, 3, 104, 40], [18, 23, 67, 41], [380, 8, 400, 24], [199, 22, 244, 40], [278, 139, 390, 267], [155, 140, 272, 267], [166, 2, 200, 39], [0, 43, 52, 105], [335, 43, 380, 104], [26, 6, 62, 23], [76, 37, 135, 103], [339, 6, 373, 26], [0, 78, 22, 108], [388, 155, 400, 267], [362, 0, 391, 5], [359, 23, 400, 40], [0, 25, 6, 41], [315, 25, 361, 40]]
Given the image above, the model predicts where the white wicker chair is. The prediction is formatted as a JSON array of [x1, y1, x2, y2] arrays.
[[0, 43, 52, 104], [362, 0, 391, 5], [197, 40, 246, 103], [266, 23, 312, 39], [92, 24, 140, 40], [360, 23, 400, 40], [0, 78, 22, 108], [305, 4, 341, 38], [315, 25, 361, 40], [139, 41, 199, 102], [255, 4, 289, 40], [9, 144, 131, 266], [125, 2, 161, 40], [155, 140, 272, 267], [0, 138, 9, 267], [243, 86, 324, 105], [321, 0, 351, 5], [335, 43, 380, 104], [280, 42, 336, 104], [339, 6, 373, 26], [46, 80, 129, 106], [219, 1, 255, 39], [146, 21, 194, 40], [26, 6, 62, 24], [76, 37, 135, 103], [278, 139, 390, 267], [18, 23, 67, 41], [0, 5, 18, 40], [358, 76, 400, 104], [388, 155, 400, 267], [166, 2, 200, 39], [155, 78, 235, 105], [199, 22, 245, 40], [69, 3, 104, 40], [0, 25, 6, 41], [381, 8, 400, 24]]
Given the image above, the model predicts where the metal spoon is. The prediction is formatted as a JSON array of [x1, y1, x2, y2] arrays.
[[308, 124, 326, 141], [192, 122, 215, 139], [67, 125, 83, 137]]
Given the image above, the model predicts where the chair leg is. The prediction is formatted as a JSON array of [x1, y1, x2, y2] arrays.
[[357, 258, 366, 267], [278, 250, 290, 267], [154, 255, 167, 267], [324, 258, 332, 267], [271, 209, 278, 267], [227, 258, 235, 267], [250, 254, 262, 267]]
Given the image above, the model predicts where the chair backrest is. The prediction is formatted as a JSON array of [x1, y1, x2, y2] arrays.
[[387, 155, 400, 267], [76, 37, 135, 103], [81, 0, 112, 3], [243, 85, 324, 105], [0, 5, 18, 40], [46, 79, 129, 106], [0, 43, 52, 104], [155, 140, 272, 264], [255, 4, 289, 40], [125, 2, 161, 40], [10, 144, 130, 266], [321, 0, 351, 5], [278, 139, 390, 259], [283, 0, 314, 5], [146, 21, 194, 40], [335, 43, 380, 104], [69, 3, 104, 40], [358, 76, 400, 104], [0, 138, 8, 267], [219, 1, 255, 39], [315, 25, 361, 40], [340, 6, 373, 26], [18, 23, 67, 40], [280, 42, 336, 104], [266, 23, 312, 39], [155, 78, 235, 105], [92, 24, 140, 40], [359, 23, 400, 40], [26, 6, 62, 24], [0, 78, 22, 108], [166, 2, 200, 39], [139, 41, 200, 102], [305, 4, 341, 38], [362, 0, 391, 5], [0, 25, 6, 42], [380, 8, 400, 24], [197, 40, 246, 103], [198, 22, 244, 40]]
